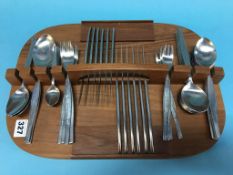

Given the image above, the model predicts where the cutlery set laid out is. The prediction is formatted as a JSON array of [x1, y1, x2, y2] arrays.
[[5, 21, 225, 159]]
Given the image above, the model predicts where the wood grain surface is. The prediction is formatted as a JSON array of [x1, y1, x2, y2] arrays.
[[5, 21, 225, 159]]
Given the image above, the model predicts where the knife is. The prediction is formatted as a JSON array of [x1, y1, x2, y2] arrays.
[[24, 37, 36, 68], [58, 76, 73, 144], [163, 75, 172, 141], [176, 28, 191, 66], [69, 77, 74, 144], [206, 75, 220, 140], [170, 89, 183, 139], [24, 81, 41, 144]]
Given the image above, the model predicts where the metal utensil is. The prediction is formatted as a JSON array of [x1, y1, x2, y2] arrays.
[[85, 27, 92, 64], [170, 88, 183, 139], [24, 81, 41, 144], [89, 28, 96, 63], [58, 40, 76, 144], [144, 79, 155, 152], [115, 75, 122, 152], [141, 48, 154, 152], [25, 37, 36, 67], [194, 38, 216, 68], [111, 28, 115, 63], [60, 41, 76, 68], [205, 75, 220, 140], [176, 28, 191, 65], [163, 74, 172, 141], [121, 74, 128, 153], [180, 77, 209, 113], [6, 82, 30, 117], [132, 79, 140, 153], [58, 76, 73, 144], [163, 74, 183, 140], [32, 34, 56, 67], [45, 77, 60, 106], [156, 45, 183, 140], [155, 45, 174, 69]]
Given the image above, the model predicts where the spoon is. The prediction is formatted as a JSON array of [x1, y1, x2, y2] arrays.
[[45, 77, 60, 106], [6, 82, 30, 117], [180, 77, 209, 113], [32, 34, 56, 67], [194, 37, 216, 68]]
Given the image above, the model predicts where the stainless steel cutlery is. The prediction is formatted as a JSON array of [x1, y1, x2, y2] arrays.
[[205, 75, 220, 140], [115, 46, 155, 153], [163, 75, 183, 141], [58, 76, 74, 144], [176, 28, 191, 65], [6, 82, 30, 117], [156, 44, 183, 141], [24, 81, 41, 144], [6, 24, 222, 150]]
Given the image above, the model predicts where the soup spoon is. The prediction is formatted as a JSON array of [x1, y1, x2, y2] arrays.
[[6, 82, 30, 117], [180, 77, 209, 113], [194, 37, 216, 68]]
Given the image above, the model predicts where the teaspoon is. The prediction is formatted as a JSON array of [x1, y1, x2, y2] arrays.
[[45, 77, 60, 106]]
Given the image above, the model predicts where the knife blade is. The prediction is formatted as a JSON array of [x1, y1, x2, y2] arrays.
[[24, 37, 36, 68], [24, 81, 41, 144], [176, 28, 191, 66]]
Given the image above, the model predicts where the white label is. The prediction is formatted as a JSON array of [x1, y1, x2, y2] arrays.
[[13, 119, 28, 137]]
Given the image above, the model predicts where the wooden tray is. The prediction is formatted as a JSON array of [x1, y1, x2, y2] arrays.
[[5, 21, 225, 159]]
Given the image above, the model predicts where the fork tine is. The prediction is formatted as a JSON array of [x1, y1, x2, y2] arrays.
[[171, 45, 174, 57], [166, 44, 170, 56], [165, 44, 169, 56], [168, 45, 172, 56], [155, 53, 159, 63], [160, 46, 163, 59]]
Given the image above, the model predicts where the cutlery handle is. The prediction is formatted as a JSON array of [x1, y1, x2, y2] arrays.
[[176, 28, 191, 66], [115, 79, 122, 153], [139, 80, 148, 152], [170, 90, 183, 139], [24, 37, 36, 68], [144, 79, 155, 152], [133, 80, 141, 153], [24, 81, 41, 144]]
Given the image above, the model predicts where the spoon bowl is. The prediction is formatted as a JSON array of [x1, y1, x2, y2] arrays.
[[180, 77, 209, 113], [194, 37, 216, 68], [45, 77, 60, 106], [32, 34, 56, 67], [6, 82, 30, 117]]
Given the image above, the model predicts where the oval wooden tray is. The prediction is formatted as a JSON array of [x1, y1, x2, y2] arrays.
[[6, 21, 225, 159]]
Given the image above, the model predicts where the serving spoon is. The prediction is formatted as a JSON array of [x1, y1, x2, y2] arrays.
[[32, 34, 57, 67]]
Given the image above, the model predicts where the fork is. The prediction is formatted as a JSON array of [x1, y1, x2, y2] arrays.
[[60, 41, 78, 68], [156, 45, 183, 141], [155, 45, 174, 68]]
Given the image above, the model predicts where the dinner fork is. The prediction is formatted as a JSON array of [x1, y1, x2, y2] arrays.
[[60, 41, 78, 68], [155, 45, 174, 68]]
